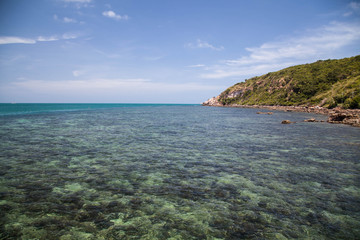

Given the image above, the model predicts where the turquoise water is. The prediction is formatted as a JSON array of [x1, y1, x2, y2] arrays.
[[0, 103, 185, 116], [0, 104, 359, 239]]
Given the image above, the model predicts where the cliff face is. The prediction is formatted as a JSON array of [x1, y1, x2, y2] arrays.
[[203, 55, 360, 109]]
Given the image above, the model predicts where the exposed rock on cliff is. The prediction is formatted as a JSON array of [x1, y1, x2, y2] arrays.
[[202, 96, 222, 106]]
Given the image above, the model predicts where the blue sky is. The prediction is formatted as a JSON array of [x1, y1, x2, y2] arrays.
[[0, 0, 359, 103]]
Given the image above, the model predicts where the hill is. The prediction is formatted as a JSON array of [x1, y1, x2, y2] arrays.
[[203, 55, 360, 109]]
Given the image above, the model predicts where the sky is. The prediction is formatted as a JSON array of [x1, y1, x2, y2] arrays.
[[0, 0, 360, 103]]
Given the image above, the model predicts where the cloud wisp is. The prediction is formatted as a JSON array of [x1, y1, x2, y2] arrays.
[[61, 0, 92, 8], [54, 15, 78, 23], [37, 36, 59, 42], [102, 11, 129, 21], [187, 64, 206, 68], [0, 37, 36, 45], [0, 33, 79, 45], [201, 21, 360, 79], [186, 39, 224, 51], [344, 2, 360, 17], [64, 17, 77, 23]]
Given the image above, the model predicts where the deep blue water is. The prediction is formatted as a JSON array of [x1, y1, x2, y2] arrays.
[[0, 104, 359, 239]]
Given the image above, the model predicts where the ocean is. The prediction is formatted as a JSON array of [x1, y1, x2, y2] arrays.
[[0, 103, 359, 239]]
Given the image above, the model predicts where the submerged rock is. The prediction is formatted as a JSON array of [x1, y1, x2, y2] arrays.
[[304, 118, 319, 122], [257, 112, 273, 115], [281, 120, 294, 124]]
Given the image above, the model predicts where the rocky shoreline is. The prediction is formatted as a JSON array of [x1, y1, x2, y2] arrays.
[[202, 99, 360, 127]]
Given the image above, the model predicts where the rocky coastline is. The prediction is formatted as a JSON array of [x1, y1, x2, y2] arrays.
[[202, 98, 360, 127]]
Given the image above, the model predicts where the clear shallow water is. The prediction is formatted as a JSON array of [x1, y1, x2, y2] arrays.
[[0, 104, 359, 239]]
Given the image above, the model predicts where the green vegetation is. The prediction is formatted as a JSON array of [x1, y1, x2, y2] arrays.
[[219, 55, 360, 108]]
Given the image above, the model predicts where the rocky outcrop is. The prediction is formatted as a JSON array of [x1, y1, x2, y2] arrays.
[[222, 89, 252, 99], [327, 111, 360, 127], [226, 90, 243, 98], [202, 100, 360, 127], [202, 96, 222, 106]]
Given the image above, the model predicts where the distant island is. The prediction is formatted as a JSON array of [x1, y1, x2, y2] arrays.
[[203, 55, 360, 126]]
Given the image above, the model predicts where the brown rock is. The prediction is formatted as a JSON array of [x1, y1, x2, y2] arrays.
[[328, 113, 348, 122], [328, 112, 360, 127], [281, 120, 293, 124], [304, 118, 318, 122]]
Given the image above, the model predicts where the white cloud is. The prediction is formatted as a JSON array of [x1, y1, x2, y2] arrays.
[[62, 33, 78, 39], [60, 0, 92, 9], [187, 39, 224, 51], [37, 36, 59, 42], [63, 17, 77, 23], [54, 14, 79, 23], [0, 37, 36, 45], [0, 33, 79, 45], [102, 11, 129, 21], [187, 64, 206, 68], [228, 22, 360, 65], [201, 21, 360, 79]]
